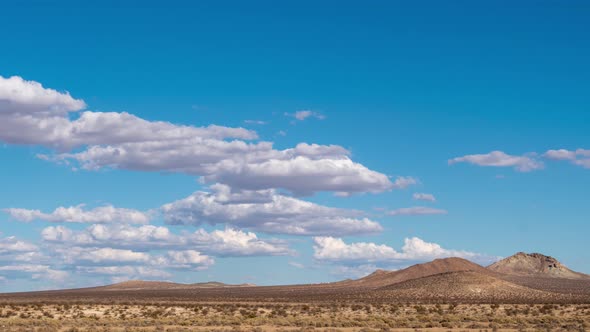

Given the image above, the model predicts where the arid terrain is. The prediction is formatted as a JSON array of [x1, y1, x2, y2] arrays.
[[0, 252, 588, 332]]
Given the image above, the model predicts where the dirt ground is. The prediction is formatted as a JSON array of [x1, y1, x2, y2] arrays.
[[0, 302, 587, 332]]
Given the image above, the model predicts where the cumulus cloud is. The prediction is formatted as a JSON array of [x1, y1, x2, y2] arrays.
[[0, 236, 47, 268], [449, 151, 543, 172], [0, 236, 38, 255], [41, 224, 172, 247], [0, 235, 65, 281], [31, 224, 288, 284], [0, 76, 392, 195], [55, 246, 213, 272], [387, 206, 447, 216], [544, 149, 590, 169], [41, 224, 291, 257], [286, 110, 325, 121], [191, 228, 291, 257], [199, 155, 392, 196], [160, 250, 214, 270], [59, 247, 151, 265], [314, 237, 398, 264], [413, 193, 436, 202], [4, 204, 152, 224], [0, 76, 253, 150], [313, 237, 497, 267], [0, 75, 85, 115], [161, 184, 383, 236]]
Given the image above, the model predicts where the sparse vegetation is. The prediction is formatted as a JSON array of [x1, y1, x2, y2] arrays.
[[0, 302, 586, 331]]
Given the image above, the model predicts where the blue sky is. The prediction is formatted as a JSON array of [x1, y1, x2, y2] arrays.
[[0, 1, 589, 291]]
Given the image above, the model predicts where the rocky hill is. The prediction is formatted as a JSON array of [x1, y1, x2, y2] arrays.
[[488, 252, 589, 279]]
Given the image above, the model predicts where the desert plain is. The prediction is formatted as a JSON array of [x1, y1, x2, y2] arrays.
[[0, 253, 588, 332]]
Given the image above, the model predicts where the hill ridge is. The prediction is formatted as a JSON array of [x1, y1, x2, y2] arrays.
[[351, 256, 491, 288], [99, 280, 256, 290]]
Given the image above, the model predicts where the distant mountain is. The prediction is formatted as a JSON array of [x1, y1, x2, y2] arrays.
[[488, 252, 589, 279], [350, 257, 491, 288], [2, 252, 588, 304], [98, 280, 256, 291]]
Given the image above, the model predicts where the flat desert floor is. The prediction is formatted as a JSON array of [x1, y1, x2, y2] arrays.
[[0, 302, 587, 332]]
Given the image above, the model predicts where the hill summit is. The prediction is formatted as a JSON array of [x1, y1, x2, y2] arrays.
[[353, 257, 490, 288], [488, 252, 588, 279]]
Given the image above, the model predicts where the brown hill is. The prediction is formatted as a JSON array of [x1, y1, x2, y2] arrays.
[[375, 271, 580, 303], [350, 257, 491, 288], [488, 252, 589, 279], [98, 280, 256, 291]]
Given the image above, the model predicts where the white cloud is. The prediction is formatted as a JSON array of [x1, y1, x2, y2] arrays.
[[41, 224, 171, 247], [313, 237, 497, 266], [286, 110, 325, 121], [161, 184, 383, 236], [0, 236, 46, 268], [0, 264, 68, 281], [54, 140, 394, 195], [200, 155, 392, 196], [0, 236, 38, 254], [544, 149, 590, 169], [0, 75, 85, 115], [191, 228, 291, 257], [313, 237, 398, 263], [59, 247, 151, 264], [33, 224, 265, 283], [449, 151, 543, 172], [0, 90, 254, 150], [56, 246, 213, 270], [1, 76, 392, 195], [42, 224, 291, 257], [161, 250, 214, 270], [413, 193, 436, 202], [4, 204, 152, 224], [387, 206, 447, 216], [55, 246, 213, 272]]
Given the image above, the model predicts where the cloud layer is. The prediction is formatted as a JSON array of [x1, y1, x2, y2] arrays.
[[449, 151, 543, 172], [4, 225, 291, 284], [450, 149, 590, 172], [42, 224, 291, 257], [313, 236, 498, 270], [544, 149, 590, 169], [0, 75, 392, 196], [4, 205, 152, 224], [161, 184, 383, 236]]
